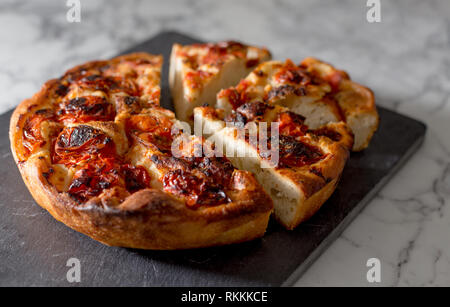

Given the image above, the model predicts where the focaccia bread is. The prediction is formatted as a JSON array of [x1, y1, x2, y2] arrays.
[[194, 101, 352, 229], [9, 53, 273, 250], [217, 58, 378, 151], [10, 38, 380, 247], [169, 41, 271, 123]]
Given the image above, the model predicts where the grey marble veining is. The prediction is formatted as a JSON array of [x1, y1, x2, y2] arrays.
[[0, 0, 449, 286]]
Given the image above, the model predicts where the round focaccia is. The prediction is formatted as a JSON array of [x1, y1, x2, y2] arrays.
[[217, 58, 378, 151], [194, 101, 352, 229], [9, 53, 273, 250]]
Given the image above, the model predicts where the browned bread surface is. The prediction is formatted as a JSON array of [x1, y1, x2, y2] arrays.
[[9, 52, 272, 250]]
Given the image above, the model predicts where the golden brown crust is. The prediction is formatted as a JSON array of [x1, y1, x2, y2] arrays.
[[10, 53, 273, 250], [300, 57, 379, 151], [13, 155, 271, 249], [10, 48, 371, 247], [285, 177, 340, 229], [195, 103, 350, 229], [217, 58, 378, 151]]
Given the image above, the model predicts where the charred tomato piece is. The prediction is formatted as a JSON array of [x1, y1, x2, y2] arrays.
[[57, 96, 115, 123], [162, 169, 230, 208], [277, 111, 308, 138], [53, 125, 116, 166], [277, 135, 325, 168], [121, 164, 151, 193], [68, 157, 121, 202], [22, 108, 55, 155], [68, 158, 151, 202], [155, 155, 234, 208], [274, 60, 311, 85], [75, 74, 138, 96], [125, 114, 174, 153]]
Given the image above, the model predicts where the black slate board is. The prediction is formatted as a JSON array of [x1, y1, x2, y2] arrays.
[[0, 31, 427, 286]]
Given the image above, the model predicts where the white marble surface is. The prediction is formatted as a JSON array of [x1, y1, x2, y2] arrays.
[[1, 0, 449, 286]]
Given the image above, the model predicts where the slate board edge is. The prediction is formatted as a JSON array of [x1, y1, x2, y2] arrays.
[[0, 31, 428, 286], [282, 128, 426, 286]]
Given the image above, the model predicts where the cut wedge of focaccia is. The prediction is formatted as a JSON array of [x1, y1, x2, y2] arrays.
[[169, 41, 271, 123], [217, 58, 379, 151], [194, 101, 353, 229], [10, 53, 272, 250]]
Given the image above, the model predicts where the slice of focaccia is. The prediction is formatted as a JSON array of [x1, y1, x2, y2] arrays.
[[217, 58, 378, 151], [10, 53, 273, 250], [169, 41, 271, 123], [194, 101, 352, 229]]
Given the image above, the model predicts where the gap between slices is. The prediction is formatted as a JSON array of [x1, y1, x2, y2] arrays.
[[190, 55, 378, 229], [215, 58, 379, 151], [194, 101, 353, 229]]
